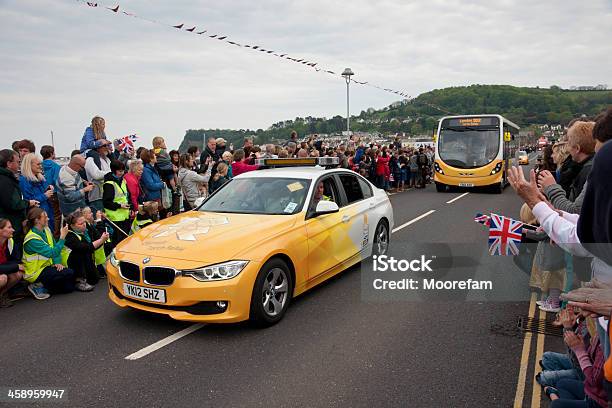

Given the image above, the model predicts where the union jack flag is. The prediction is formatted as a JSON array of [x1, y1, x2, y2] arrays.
[[116, 134, 138, 154], [474, 213, 490, 226], [488, 213, 523, 256]]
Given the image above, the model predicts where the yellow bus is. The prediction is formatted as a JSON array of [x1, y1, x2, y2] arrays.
[[433, 114, 519, 194]]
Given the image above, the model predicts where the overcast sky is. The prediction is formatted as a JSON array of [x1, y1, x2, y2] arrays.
[[1, 0, 611, 155]]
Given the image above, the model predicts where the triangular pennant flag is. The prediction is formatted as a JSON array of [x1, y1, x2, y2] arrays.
[[209, 34, 217, 38], [196, 30, 207, 34], [279, 54, 287, 57], [173, 23, 184, 29], [217, 36, 226, 40], [108, 5, 119, 12], [186, 27, 196, 32], [86, 2, 98, 6], [252, 46, 259, 49], [267, 50, 274, 53]]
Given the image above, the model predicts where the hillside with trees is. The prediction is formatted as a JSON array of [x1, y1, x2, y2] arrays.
[[179, 85, 612, 151]]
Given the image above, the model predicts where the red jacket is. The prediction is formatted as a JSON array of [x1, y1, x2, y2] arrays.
[[231, 160, 259, 177], [376, 156, 390, 177], [124, 172, 141, 209]]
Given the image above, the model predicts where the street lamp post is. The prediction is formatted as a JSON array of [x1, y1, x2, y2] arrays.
[[341, 68, 354, 135]]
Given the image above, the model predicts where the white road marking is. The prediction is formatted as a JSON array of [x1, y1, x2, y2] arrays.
[[445, 192, 469, 204], [125, 323, 205, 360], [391, 210, 436, 234]]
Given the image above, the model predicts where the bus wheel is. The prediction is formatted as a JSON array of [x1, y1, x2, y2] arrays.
[[435, 182, 447, 192], [491, 182, 503, 194]]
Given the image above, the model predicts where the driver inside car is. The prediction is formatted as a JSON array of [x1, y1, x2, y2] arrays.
[[308, 181, 333, 212]]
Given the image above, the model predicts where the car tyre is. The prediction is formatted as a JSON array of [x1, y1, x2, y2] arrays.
[[249, 258, 292, 327], [372, 220, 390, 256]]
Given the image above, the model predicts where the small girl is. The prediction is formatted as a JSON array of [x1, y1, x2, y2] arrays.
[[152, 136, 177, 192], [131, 201, 159, 234]]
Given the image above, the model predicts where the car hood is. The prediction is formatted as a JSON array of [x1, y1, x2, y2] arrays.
[[116, 211, 297, 262]]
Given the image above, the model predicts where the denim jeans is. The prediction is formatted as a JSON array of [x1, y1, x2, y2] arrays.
[[37, 265, 75, 294], [538, 352, 581, 387], [551, 378, 603, 408]]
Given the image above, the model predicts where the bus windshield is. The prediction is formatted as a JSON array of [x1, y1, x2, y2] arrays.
[[438, 127, 500, 169]]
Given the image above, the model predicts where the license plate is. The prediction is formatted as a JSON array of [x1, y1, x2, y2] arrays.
[[122, 283, 166, 304], [459, 183, 474, 187]]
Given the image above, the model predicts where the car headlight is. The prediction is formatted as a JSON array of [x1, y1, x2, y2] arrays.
[[182, 260, 249, 282], [490, 162, 503, 175], [109, 249, 119, 268]]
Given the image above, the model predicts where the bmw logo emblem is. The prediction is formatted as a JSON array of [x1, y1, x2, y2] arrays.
[[143, 257, 151, 264]]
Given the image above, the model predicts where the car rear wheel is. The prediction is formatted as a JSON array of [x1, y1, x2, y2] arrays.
[[373, 220, 389, 256], [249, 259, 292, 327]]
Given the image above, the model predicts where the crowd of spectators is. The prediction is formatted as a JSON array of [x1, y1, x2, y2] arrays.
[[509, 107, 612, 408], [0, 116, 434, 307]]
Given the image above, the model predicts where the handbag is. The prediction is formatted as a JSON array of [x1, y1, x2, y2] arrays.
[[161, 184, 172, 210]]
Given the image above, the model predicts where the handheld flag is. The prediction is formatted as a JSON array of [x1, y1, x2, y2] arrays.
[[474, 213, 491, 227], [116, 134, 138, 154], [488, 213, 523, 256]]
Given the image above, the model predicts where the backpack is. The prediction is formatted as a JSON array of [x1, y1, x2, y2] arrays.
[[418, 154, 428, 166]]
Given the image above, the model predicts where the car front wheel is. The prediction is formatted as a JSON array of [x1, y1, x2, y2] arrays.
[[249, 259, 292, 327]]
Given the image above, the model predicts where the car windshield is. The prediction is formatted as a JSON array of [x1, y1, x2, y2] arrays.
[[518, 151, 527, 156], [199, 177, 311, 215], [438, 127, 500, 169]]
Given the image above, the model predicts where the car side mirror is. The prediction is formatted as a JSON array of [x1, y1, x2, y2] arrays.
[[315, 200, 339, 215], [194, 197, 205, 208]]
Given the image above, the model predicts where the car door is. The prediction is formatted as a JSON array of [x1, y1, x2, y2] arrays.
[[336, 172, 371, 256], [305, 175, 355, 281]]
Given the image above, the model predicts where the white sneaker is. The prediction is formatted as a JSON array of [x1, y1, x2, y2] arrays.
[[536, 300, 547, 306], [75, 279, 94, 292], [539, 302, 561, 313]]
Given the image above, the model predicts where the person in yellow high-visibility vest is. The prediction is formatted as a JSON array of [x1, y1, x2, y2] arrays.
[[63, 209, 109, 292], [81, 207, 109, 277], [131, 201, 159, 235], [0, 218, 25, 307], [102, 160, 131, 248], [22, 207, 74, 299]]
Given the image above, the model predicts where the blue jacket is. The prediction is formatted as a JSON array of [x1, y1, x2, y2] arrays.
[[19, 176, 54, 229], [355, 147, 365, 164], [141, 163, 164, 201], [42, 159, 61, 187], [80, 127, 108, 153]]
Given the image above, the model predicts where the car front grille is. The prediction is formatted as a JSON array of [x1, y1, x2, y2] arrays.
[[119, 261, 140, 282], [143, 267, 177, 286]]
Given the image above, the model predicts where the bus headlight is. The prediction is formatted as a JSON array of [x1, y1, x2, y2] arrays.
[[490, 162, 503, 175], [433, 162, 444, 174]]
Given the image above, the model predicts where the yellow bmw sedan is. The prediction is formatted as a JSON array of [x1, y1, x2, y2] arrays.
[[107, 160, 394, 326]]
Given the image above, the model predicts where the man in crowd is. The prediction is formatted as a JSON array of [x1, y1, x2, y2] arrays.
[[0, 149, 39, 242], [56, 154, 94, 216], [199, 137, 218, 174]]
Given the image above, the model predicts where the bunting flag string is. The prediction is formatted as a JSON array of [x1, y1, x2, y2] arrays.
[[78, 1, 456, 115]]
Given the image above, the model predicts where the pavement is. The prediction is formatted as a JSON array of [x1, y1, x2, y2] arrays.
[[2, 158, 556, 408]]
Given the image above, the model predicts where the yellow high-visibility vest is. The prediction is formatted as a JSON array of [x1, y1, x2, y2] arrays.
[[104, 179, 129, 221]]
